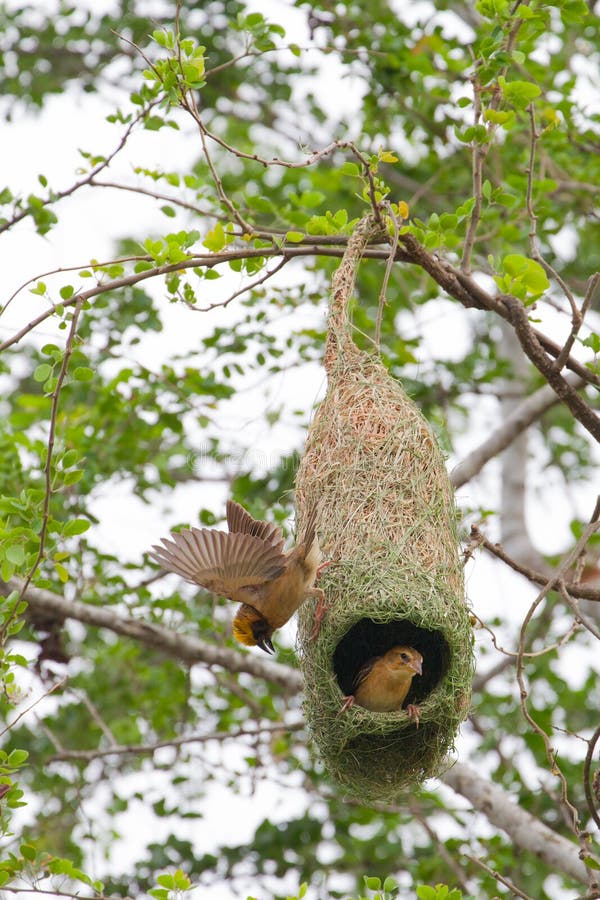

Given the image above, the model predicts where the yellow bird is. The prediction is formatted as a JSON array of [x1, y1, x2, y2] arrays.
[[340, 646, 423, 722], [149, 500, 323, 654]]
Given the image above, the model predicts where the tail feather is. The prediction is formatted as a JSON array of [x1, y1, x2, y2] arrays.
[[300, 505, 318, 551], [299, 505, 321, 572]]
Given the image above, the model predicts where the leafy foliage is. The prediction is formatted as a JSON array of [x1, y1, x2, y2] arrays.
[[0, 1, 599, 899]]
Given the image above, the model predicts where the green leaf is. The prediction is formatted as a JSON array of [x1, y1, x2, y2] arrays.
[[33, 364, 52, 382], [20, 844, 36, 862], [483, 109, 512, 125], [515, 3, 536, 17], [172, 869, 192, 889], [61, 449, 80, 468], [54, 562, 69, 583], [203, 222, 226, 252], [5, 544, 25, 566], [499, 77, 542, 108], [7, 749, 28, 767], [62, 469, 84, 486], [285, 231, 305, 243], [582, 333, 600, 353], [416, 888, 437, 900], [63, 518, 91, 536], [502, 254, 550, 295], [1, 560, 15, 581], [73, 366, 94, 382], [364, 876, 381, 890]]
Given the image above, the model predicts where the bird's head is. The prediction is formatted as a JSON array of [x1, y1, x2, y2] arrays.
[[233, 604, 275, 654], [385, 646, 423, 677]]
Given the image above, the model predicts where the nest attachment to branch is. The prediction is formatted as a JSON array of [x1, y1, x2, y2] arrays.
[[295, 216, 474, 802]]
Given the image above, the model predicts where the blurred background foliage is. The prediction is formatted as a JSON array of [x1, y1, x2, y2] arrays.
[[0, 1, 599, 898]]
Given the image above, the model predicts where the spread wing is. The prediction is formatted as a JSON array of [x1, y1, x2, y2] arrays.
[[150, 527, 287, 598], [226, 500, 285, 551]]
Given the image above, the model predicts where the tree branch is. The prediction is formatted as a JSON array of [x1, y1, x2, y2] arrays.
[[451, 371, 586, 488], [0, 102, 159, 237], [47, 720, 305, 764], [501, 293, 600, 443], [442, 762, 598, 886], [4, 581, 597, 883], [470, 525, 600, 602], [0, 578, 302, 693]]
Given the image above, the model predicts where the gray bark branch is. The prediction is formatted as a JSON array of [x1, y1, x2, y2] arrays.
[[1, 578, 302, 692], [4, 579, 597, 885], [442, 762, 597, 886], [451, 371, 586, 489]]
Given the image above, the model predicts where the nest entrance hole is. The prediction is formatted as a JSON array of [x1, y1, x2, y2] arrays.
[[333, 618, 450, 705]]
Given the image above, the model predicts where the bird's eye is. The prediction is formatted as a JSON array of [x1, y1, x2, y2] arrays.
[[401, 652, 409, 660]]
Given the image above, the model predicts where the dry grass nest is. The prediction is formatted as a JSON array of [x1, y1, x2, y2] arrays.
[[295, 284, 474, 802]]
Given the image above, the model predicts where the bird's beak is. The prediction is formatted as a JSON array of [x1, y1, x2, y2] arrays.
[[257, 637, 275, 655], [411, 657, 423, 676]]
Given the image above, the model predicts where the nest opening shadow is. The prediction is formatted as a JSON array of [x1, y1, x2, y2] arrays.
[[333, 618, 450, 703]]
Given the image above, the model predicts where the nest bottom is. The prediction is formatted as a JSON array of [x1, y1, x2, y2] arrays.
[[336, 720, 455, 800]]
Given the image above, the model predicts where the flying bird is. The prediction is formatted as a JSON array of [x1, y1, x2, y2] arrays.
[[339, 646, 423, 722], [149, 500, 324, 654]]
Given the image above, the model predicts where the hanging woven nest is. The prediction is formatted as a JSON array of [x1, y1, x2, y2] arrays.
[[295, 216, 474, 802]]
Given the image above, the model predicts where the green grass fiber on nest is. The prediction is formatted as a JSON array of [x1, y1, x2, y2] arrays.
[[295, 217, 474, 802]]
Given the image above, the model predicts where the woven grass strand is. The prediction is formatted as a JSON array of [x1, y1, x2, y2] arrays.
[[296, 216, 474, 801]]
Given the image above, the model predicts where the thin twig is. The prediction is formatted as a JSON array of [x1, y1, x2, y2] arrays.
[[375, 202, 400, 348], [69, 688, 119, 747], [409, 801, 476, 895], [552, 272, 600, 373], [557, 582, 600, 642], [0, 297, 86, 641], [516, 497, 600, 860], [525, 104, 588, 359], [583, 724, 600, 831], [0, 678, 67, 739], [471, 524, 600, 602], [48, 720, 305, 763], [2, 255, 146, 318], [465, 854, 536, 900], [470, 609, 580, 659], [191, 257, 290, 312], [461, 74, 485, 273], [0, 102, 159, 237]]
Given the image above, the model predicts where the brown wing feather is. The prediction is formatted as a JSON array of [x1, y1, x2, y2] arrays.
[[150, 528, 286, 597], [226, 500, 285, 550], [352, 656, 378, 693]]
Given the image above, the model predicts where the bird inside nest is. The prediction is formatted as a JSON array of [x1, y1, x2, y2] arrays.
[[149, 500, 326, 654], [339, 646, 423, 724]]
